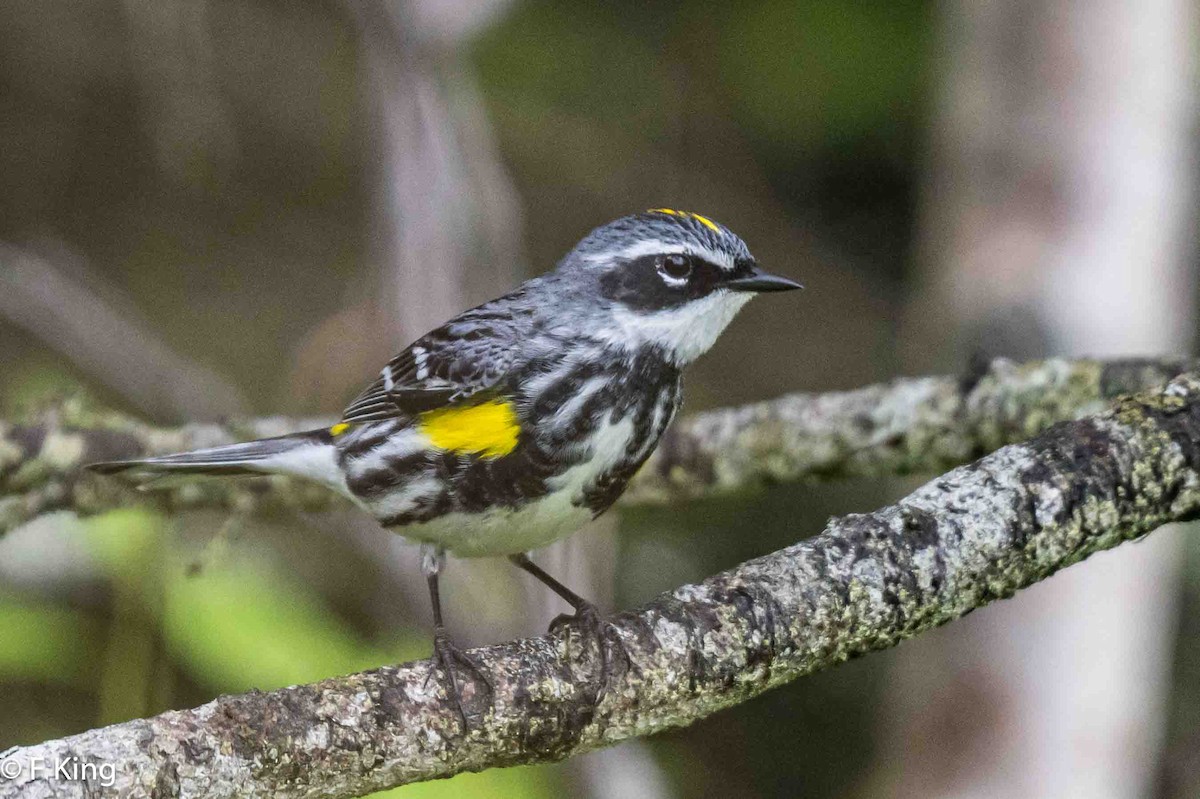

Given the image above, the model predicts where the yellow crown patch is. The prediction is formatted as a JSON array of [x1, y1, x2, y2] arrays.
[[647, 208, 721, 234]]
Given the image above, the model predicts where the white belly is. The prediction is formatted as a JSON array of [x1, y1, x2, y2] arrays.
[[393, 489, 593, 557]]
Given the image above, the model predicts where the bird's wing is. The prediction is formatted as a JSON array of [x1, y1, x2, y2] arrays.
[[340, 305, 528, 423]]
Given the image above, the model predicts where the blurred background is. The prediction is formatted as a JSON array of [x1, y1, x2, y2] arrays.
[[1, 1, 1198, 797]]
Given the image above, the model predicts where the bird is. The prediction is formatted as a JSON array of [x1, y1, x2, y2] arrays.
[[90, 208, 802, 718]]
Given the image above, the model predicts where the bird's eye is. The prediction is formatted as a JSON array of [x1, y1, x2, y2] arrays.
[[657, 254, 692, 281]]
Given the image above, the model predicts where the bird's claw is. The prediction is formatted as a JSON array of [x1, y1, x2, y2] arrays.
[[429, 631, 493, 728], [550, 601, 613, 700]]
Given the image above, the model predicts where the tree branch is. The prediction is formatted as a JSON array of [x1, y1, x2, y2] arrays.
[[0, 356, 1191, 535], [4, 369, 1200, 798], [627, 355, 1193, 501]]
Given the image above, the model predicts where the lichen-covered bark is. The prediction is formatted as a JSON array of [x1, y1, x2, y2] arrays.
[[4, 371, 1200, 799], [628, 354, 1193, 501], [0, 404, 347, 534], [1, 357, 1191, 535]]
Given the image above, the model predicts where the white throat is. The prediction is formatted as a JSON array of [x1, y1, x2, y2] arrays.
[[601, 290, 755, 365]]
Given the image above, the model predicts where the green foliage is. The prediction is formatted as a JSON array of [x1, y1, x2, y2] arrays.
[[474, 3, 665, 120], [0, 596, 96, 687], [474, 0, 932, 159], [161, 548, 415, 692], [718, 0, 932, 151], [371, 764, 560, 799]]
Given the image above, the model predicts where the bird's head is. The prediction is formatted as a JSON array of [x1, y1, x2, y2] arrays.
[[556, 209, 802, 365]]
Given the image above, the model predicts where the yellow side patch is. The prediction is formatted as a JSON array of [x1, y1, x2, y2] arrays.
[[647, 208, 721, 233], [329, 422, 351, 436], [419, 399, 519, 459]]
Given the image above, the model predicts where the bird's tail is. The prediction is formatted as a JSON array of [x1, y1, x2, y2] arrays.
[[89, 429, 348, 495]]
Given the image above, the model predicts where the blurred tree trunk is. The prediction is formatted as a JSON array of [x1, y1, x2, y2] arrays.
[[885, 0, 1197, 797], [290, 0, 524, 408]]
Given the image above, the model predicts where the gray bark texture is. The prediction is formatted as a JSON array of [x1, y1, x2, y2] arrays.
[[2, 364, 1200, 797], [1, 356, 1191, 536]]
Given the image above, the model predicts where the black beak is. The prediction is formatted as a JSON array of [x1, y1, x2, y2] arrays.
[[726, 266, 804, 293]]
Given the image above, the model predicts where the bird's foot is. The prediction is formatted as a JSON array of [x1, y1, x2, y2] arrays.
[[550, 601, 614, 701], [429, 630, 493, 728]]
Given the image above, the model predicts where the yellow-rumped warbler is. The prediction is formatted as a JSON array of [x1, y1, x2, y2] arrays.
[[91, 209, 801, 714]]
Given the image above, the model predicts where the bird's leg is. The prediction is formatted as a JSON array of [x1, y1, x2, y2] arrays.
[[509, 552, 612, 697], [421, 545, 492, 725]]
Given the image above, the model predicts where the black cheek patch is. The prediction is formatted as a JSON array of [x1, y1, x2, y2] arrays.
[[598, 255, 726, 312]]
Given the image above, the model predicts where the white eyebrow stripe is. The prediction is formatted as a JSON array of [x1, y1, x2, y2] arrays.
[[584, 239, 735, 271]]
